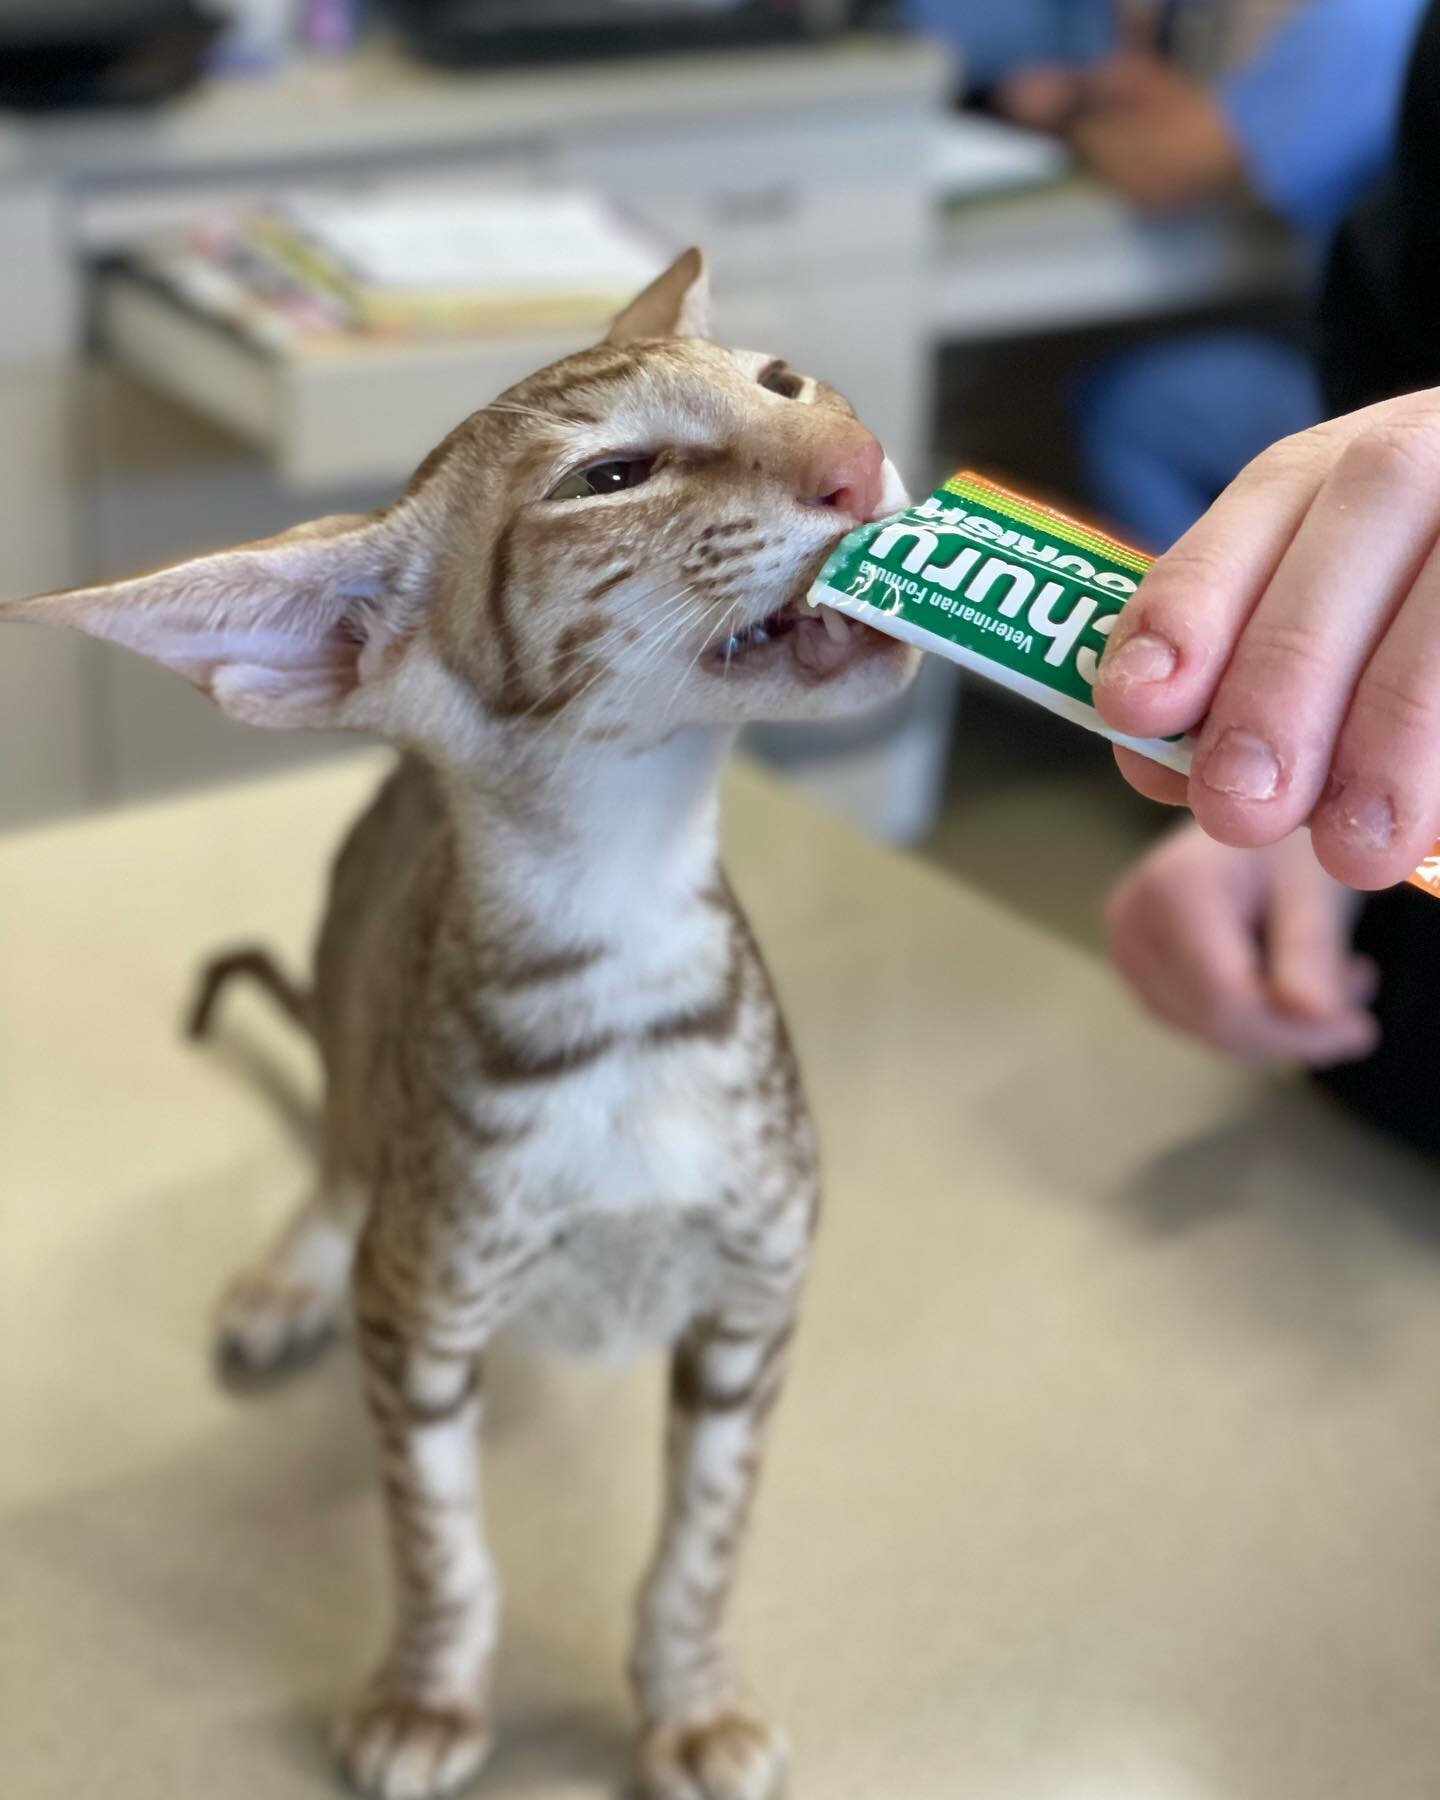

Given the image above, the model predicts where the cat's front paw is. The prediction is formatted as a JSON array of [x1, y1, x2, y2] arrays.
[[212, 1266, 338, 1386], [638, 1712, 788, 1800], [334, 1695, 492, 1800]]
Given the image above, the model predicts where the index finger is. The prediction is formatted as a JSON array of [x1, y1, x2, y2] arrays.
[[1094, 427, 1337, 741]]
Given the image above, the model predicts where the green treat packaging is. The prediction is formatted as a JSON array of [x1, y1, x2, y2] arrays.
[[809, 469, 1194, 776], [811, 470, 1440, 900]]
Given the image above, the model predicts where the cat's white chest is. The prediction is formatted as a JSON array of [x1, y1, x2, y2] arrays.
[[512, 1204, 723, 1358], [437, 858, 759, 1355], [514, 1048, 738, 1219], [495, 1049, 742, 1357]]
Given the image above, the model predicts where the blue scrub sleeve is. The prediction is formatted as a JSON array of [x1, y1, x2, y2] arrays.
[[1218, 0, 1429, 233], [898, 0, 1114, 88]]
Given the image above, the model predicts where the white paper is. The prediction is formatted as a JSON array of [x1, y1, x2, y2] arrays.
[[276, 188, 666, 296], [928, 115, 1073, 202]]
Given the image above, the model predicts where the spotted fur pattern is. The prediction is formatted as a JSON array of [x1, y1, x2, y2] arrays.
[[3, 251, 917, 1800]]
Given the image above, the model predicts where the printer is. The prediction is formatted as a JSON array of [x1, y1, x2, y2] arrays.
[[385, 0, 866, 67], [0, 0, 218, 109]]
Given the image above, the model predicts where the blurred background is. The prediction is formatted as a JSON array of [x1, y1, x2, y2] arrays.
[[9, 15, 1440, 1797], [0, 0, 1425, 946]]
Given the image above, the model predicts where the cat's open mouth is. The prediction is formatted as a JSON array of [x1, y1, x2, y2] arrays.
[[703, 599, 891, 683]]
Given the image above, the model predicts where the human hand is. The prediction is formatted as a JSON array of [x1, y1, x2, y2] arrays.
[[1065, 50, 1245, 211], [1072, 46, 1180, 106], [1094, 389, 1440, 891], [1105, 825, 1379, 1066], [993, 63, 1088, 133]]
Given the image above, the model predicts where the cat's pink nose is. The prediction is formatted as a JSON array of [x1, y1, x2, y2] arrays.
[[803, 436, 886, 521]]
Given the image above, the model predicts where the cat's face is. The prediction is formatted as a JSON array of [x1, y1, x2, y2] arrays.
[[408, 255, 917, 749], [419, 326, 917, 745], [0, 251, 918, 751]]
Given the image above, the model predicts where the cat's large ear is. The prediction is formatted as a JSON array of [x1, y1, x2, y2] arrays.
[[606, 246, 710, 343], [0, 506, 429, 730]]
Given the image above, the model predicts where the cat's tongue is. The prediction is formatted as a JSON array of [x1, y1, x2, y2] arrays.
[[794, 603, 860, 679]]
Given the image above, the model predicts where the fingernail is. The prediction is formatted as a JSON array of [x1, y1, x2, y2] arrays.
[[1101, 631, 1177, 688], [1324, 778, 1397, 849], [1200, 729, 1281, 801]]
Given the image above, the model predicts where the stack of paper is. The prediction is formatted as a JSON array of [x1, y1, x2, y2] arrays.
[[928, 114, 1073, 205], [124, 186, 672, 347]]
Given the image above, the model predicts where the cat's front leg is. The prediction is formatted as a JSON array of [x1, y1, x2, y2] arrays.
[[214, 1174, 367, 1382], [631, 1249, 807, 1800], [335, 1239, 500, 1800]]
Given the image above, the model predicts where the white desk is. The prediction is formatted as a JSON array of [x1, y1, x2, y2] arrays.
[[4, 757, 1440, 1799], [934, 177, 1298, 342], [928, 114, 1298, 343]]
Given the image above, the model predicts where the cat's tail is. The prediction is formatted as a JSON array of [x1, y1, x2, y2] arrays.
[[186, 946, 317, 1044]]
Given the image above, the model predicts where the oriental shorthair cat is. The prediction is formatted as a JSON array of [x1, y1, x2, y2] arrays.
[[2, 251, 917, 1800]]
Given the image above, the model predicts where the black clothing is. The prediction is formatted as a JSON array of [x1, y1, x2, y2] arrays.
[[1313, 1, 1440, 1152]]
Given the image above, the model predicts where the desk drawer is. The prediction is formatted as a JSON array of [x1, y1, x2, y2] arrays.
[[95, 272, 606, 490], [95, 272, 791, 490]]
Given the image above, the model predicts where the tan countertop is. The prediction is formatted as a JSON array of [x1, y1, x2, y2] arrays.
[[4, 754, 1440, 1799]]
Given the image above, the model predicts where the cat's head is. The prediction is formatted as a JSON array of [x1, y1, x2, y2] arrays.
[[0, 251, 917, 761]]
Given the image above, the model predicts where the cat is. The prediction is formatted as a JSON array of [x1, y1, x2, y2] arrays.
[[1, 249, 918, 1800]]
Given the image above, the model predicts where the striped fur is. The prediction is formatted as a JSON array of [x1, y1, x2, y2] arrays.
[[9, 252, 919, 1800]]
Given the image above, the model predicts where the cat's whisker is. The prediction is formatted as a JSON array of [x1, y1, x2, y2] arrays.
[[537, 596, 709, 783], [479, 401, 590, 431], [513, 585, 707, 731], [503, 584, 705, 730], [716, 599, 747, 684], [553, 595, 710, 773], [579, 585, 707, 688], [584, 606, 709, 736], [617, 596, 711, 689], [566, 577, 706, 647], [660, 597, 740, 732], [628, 587, 707, 655]]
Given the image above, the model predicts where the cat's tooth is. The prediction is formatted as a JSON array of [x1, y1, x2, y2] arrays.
[[820, 606, 849, 645], [722, 633, 744, 659]]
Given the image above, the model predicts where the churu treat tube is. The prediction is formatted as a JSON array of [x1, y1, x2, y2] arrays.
[[809, 470, 1193, 771], [809, 470, 1440, 899]]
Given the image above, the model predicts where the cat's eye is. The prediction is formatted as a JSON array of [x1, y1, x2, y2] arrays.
[[548, 458, 656, 501], [758, 361, 804, 400]]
